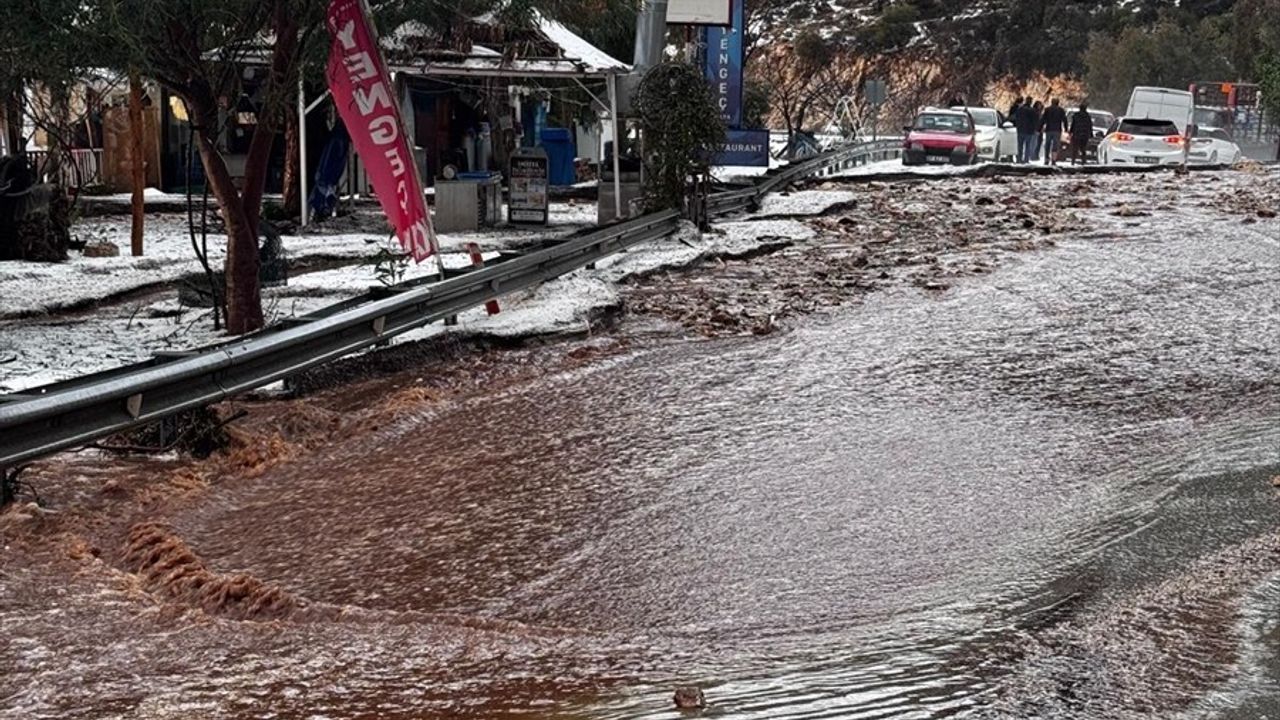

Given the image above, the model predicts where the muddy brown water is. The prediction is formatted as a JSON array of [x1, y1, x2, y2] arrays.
[[3, 173, 1280, 719]]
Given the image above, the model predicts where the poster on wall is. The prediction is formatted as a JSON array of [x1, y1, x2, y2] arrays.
[[509, 147, 549, 224], [703, 0, 743, 128]]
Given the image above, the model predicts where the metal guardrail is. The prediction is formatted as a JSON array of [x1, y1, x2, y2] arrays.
[[0, 139, 901, 469], [708, 138, 903, 216]]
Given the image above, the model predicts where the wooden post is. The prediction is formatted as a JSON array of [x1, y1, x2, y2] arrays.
[[127, 69, 146, 257]]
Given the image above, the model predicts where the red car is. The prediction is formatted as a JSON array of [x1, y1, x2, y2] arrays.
[[902, 109, 978, 166]]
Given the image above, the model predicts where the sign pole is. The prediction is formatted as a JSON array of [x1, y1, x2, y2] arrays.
[[608, 72, 623, 220], [298, 76, 309, 229]]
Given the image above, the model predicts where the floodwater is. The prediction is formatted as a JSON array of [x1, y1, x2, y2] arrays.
[[3, 175, 1280, 719]]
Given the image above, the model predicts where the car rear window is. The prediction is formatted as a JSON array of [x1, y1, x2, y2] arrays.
[[967, 109, 997, 126], [914, 114, 971, 132], [1089, 112, 1113, 127], [1118, 119, 1180, 136], [1196, 128, 1232, 141]]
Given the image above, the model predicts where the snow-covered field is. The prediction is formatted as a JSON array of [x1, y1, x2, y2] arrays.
[[0, 202, 597, 319], [0, 202, 811, 392]]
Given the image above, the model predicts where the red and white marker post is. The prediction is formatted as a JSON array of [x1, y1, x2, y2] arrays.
[[466, 242, 501, 316]]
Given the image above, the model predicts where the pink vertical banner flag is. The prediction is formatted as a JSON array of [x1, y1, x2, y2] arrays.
[[326, 0, 436, 261]]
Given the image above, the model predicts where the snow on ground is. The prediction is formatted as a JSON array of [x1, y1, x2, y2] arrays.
[[0, 203, 596, 319], [0, 201, 816, 391], [405, 216, 812, 341], [756, 189, 857, 216], [829, 157, 981, 178]]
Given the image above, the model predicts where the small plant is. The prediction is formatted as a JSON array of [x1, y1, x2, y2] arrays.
[[367, 236, 410, 286]]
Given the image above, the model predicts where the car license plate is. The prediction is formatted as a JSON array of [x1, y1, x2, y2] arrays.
[[926, 156, 949, 164], [1135, 156, 1158, 164]]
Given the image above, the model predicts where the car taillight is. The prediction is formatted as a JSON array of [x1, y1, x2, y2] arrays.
[[1163, 136, 1184, 146], [1112, 133, 1134, 143]]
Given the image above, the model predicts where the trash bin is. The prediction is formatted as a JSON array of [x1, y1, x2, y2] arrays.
[[539, 127, 576, 186]]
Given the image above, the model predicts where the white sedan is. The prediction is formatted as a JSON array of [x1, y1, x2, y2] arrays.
[[954, 106, 1015, 163], [1098, 117, 1187, 167], [1188, 126, 1242, 166]]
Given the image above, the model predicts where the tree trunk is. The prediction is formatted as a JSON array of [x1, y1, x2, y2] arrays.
[[3, 89, 20, 155], [240, 4, 299, 233], [190, 103, 263, 334], [282, 107, 300, 217], [128, 69, 146, 257]]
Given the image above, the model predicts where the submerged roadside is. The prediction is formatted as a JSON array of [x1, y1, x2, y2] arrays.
[[2, 167, 1279, 719]]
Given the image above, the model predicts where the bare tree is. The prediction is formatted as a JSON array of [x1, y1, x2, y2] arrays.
[[109, 0, 319, 333], [752, 31, 835, 141]]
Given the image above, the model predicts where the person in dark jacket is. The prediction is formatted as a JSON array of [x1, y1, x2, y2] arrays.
[[1039, 98, 1068, 166], [1014, 96, 1038, 164], [1029, 101, 1045, 161], [1068, 102, 1094, 165]]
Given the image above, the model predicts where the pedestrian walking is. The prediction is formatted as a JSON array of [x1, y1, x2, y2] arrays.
[[1069, 101, 1093, 166], [1014, 96, 1037, 164], [1039, 98, 1068, 166]]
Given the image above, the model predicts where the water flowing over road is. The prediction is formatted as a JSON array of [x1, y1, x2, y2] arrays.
[[3, 170, 1279, 719]]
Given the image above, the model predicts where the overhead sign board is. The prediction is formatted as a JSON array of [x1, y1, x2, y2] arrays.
[[667, 0, 731, 26]]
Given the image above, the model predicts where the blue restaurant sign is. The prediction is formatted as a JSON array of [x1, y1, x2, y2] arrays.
[[703, 0, 744, 128], [711, 128, 770, 167]]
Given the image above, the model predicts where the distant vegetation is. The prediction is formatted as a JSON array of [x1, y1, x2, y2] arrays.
[[740, 0, 1280, 128]]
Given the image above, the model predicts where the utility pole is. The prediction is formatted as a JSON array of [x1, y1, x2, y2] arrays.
[[632, 0, 670, 72]]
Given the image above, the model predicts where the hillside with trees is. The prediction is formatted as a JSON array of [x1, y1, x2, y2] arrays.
[[743, 0, 1280, 133]]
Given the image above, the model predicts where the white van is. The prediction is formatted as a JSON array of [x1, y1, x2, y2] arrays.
[[1127, 87, 1195, 134]]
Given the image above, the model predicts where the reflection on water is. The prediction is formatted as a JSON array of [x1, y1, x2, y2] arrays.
[[3, 199, 1279, 719]]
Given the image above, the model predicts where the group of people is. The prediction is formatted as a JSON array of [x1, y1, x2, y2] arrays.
[[1007, 97, 1096, 166]]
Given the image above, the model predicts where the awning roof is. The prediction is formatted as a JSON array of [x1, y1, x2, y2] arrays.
[[391, 10, 629, 79], [209, 10, 628, 80]]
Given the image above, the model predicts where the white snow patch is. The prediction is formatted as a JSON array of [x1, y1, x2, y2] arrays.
[[830, 158, 980, 178], [0, 204, 596, 319], [756, 190, 857, 216], [0, 216, 802, 390]]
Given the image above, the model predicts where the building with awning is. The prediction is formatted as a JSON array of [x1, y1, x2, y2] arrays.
[[297, 9, 631, 225]]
